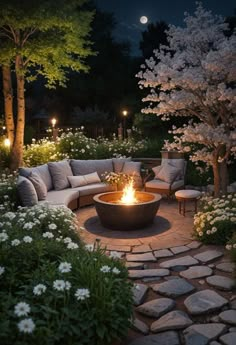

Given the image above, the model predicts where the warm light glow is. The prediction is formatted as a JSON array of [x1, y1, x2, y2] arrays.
[[51, 118, 57, 128], [120, 180, 137, 204], [4, 138, 10, 147], [2, 126, 6, 130], [122, 110, 128, 116]]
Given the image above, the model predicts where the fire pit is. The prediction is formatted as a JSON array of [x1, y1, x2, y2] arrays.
[[93, 189, 161, 230]]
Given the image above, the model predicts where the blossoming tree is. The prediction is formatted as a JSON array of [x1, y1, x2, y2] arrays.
[[137, 3, 236, 196]]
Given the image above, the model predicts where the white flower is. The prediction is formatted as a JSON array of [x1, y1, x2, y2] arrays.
[[5, 212, 16, 220], [63, 237, 72, 243], [65, 281, 71, 290], [75, 288, 90, 300], [33, 284, 47, 296], [17, 318, 35, 334], [23, 236, 33, 243], [14, 302, 31, 317], [199, 231, 203, 236], [112, 267, 120, 274], [85, 244, 94, 252], [100, 265, 111, 273], [53, 280, 66, 291], [48, 223, 57, 230], [206, 230, 211, 235], [110, 251, 122, 259], [58, 262, 72, 273], [23, 222, 34, 230], [0, 266, 5, 276], [67, 242, 79, 250], [11, 239, 21, 246], [43, 232, 54, 239], [0, 232, 8, 242], [226, 244, 232, 250]]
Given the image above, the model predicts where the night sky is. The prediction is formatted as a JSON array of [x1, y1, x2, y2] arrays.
[[95, 0, 236, 55]]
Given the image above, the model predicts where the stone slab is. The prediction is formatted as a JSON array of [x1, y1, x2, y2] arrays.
[[128, 331, 180, 345], [126, 253, 156, 262], [216, 262, 235, 273], [184, 289, 228, 315], [180, 266, 213, 279], [219, 332, 236, 345], [129, 269, 169, 279], [194, 250, 223, 263], [152, 278, 195, 297], [126, 262, 144, 270], [170, 245, 191, 255], [206, 275, 235, 291], [136, 298, 175, 318], [133, 284, 149, 306], [132, 244, 152, 253], [101, 244, 131, 252], [151, 310, 193, 333], [154, 249, 174, 258], [187, 241, 202, 249], [142, 277, 161, 283], [184, 324, 227, 345], [219, 310, 236, 325], [160, 256, 199, 268], [132, 318, 149, 335]]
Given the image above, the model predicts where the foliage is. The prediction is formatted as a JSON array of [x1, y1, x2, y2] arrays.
[[137, 3, 236, 196], [0, 171, 18, 213], [193, 194, 236, 245], [0, 205, 133, 345], [185, 160, 213, 186], [102, 172, 132, 186], [226, 233, 236, 277]]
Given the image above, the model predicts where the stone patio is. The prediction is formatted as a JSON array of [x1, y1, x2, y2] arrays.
[[75, 199, 236, 345]]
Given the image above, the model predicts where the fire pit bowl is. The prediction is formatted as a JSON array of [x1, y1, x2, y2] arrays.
[[93, 191, 161, 230]]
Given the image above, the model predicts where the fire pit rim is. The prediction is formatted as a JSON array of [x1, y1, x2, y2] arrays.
[[93, 191, 161, 205]]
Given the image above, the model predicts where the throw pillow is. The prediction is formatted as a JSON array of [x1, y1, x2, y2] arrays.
[[122, 161, 141, 176], [19, 163, 53, 191], [48, 160, 73, 191], [28, 171, 47, 200], [112, 157, 132, 173], [17, 176, 38, 206], [68, 175, 87, 188], [156, 163, 181, 184], [152, 165, 162, 178], [84, 172, 101, 185], [161, 159, 185, 180]]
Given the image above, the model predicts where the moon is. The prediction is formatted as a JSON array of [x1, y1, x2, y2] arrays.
[[140, 16, 148, 24]]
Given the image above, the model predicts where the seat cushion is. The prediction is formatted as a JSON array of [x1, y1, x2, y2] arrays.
[[48, 160, 73, 191], [70, 159, 113, 178], [45, 189, 80, 207], [19, 164, 53, 191], [112, 157, 132, 173], [75, 183, 114, 196], [17, 176, 38, 206], [28, 171, 47, 200], [145, 179, 185, 190], [175, 190, 201, 199]]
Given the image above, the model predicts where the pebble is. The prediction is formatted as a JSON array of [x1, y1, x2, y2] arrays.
[[216, 262, 235, 273], [184, 323, 227, 344], [132, 318, 149, 335], [219, 332, 236, 345], [151, 310, 193, 333], [219, 310, 236, 325], [152, 278, 195, 297], [132, 284, 148, 306], [160, 255, 199, 268], [206, 275, 235, 291], [136, 298, 175, 318], [180, 266, 213, 279], [129, 268, 169, 279], [194, 250, 223, 263]]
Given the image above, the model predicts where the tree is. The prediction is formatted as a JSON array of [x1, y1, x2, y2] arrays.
[[139, 21, 168, 59], [0, 0, 94, 170], [137, 4, 236, 196]]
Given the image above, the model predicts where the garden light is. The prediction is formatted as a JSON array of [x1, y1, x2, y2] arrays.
[[4, 138, 10, 147], [51, 118, 57, 128]]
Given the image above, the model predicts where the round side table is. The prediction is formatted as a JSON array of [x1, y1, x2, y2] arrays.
[[175, 190, 202, 216]]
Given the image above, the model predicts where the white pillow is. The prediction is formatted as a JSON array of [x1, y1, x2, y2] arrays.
[[152, 165, 162, 178], [68, 175, 87, 188], [84, 172, 101, 185], [156, 163, 181, 184]]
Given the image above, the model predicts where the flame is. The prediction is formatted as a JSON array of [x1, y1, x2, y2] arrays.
[[120, 180, 137, 204]]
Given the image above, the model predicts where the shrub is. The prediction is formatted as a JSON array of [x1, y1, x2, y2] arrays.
[[193, 193, 236, 245], [0, 171, 18, 214], [0, 205, 133, 345]]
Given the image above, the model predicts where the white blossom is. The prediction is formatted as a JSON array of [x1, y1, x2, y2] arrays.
[[100, 265, 111, 273], [17, 318, 35, 334], [14, 302, 31, 317], [0, 266, 5, 276], [74, 288, 90, 300], [33, 284, 47, 296], [23, 236, 33, 243], [58, 262, 72, 273]]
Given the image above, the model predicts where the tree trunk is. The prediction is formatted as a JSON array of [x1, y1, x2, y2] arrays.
[[10, 55, 25, 171], [219, 160, 229, 194], [212, 161, 220, 197], [2, 65, 15, 144]]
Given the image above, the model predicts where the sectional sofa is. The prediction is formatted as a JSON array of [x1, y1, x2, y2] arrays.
[[17, 158, 142, 210]]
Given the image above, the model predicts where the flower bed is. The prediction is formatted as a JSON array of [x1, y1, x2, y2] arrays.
[[193, 193, 236, 245], [0, 205, 133, 345]]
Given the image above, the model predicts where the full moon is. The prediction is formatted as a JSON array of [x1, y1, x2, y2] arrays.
[[140, 16, 148, 24]]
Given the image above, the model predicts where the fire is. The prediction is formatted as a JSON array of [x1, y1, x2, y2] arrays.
[[120, 180, 137, 204]]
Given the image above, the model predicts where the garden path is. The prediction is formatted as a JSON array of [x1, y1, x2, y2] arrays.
[[75, 201, 236, 345]]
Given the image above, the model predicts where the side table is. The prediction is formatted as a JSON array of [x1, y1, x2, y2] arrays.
[[175, 190, 202, 216]]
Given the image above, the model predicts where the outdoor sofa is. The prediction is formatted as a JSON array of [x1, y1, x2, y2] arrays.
[[17, 158, 142, 210]]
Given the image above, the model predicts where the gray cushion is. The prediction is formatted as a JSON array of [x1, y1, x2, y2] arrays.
[[152, 165, 162, 178], [19, 164, 53, 191], [28, 171, 47, 200], [45, 189, 80, 207], [84, 172, 101, 184], [122, 161, 141, 176], [156, 163, 181, 184], [68, 175, 87, 188], [70, 159, 113, 178], [48, 160, 73, 190], [74, 183, 115, 196], [161, 159, 186, 180], [17, 176, 38, 206], [112, 157, 132, 173], [145, 179, 185, 190]]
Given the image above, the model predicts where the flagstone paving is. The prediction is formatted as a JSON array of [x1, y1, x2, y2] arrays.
[[75, 200, 235, 345]]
